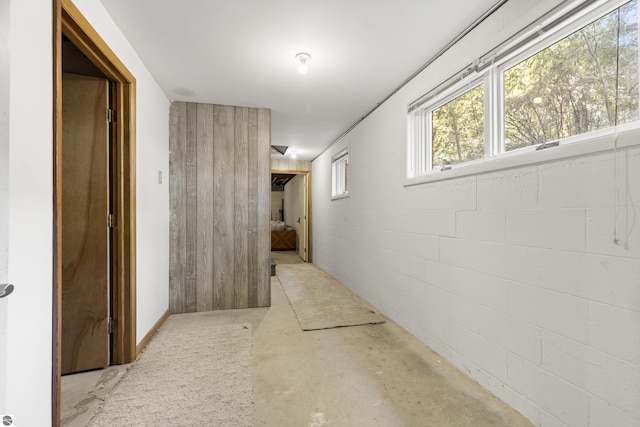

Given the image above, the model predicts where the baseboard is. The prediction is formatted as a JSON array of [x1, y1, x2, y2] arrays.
[[136, 309, 171, 356]]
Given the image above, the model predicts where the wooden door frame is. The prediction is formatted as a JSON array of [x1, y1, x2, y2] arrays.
[[53, 0, 137, 424], [270, 169, 312, 262]]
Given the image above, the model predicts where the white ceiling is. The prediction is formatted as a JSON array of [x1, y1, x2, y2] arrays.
[[98, 0, 501, 160]]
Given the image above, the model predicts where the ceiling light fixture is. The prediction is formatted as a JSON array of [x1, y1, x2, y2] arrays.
[[290, 149, 297, 159], [295, 52, 311, 74]]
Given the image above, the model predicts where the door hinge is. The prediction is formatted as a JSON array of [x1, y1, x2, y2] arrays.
[[108, 318, 115, 334], [107, 108, 116, 123], [108, 214, 117, 228]]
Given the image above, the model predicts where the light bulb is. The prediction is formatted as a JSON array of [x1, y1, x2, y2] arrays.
[[295, 52, 311, 75]]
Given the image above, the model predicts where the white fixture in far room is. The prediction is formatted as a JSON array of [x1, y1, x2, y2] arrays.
[[295, 52, 311, 75]]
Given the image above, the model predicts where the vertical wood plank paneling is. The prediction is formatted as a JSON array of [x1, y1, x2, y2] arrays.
[[169, 102, 186, 313], [257, 108, 271, 307], [185, 103, 198, 313], [247, 108, 259, 307], [271, 158, 311, 172], [196, 103, 214, 312], [234, 107, 249, 308], [169, 101, 270, 312], [213, 105, 236, 310]]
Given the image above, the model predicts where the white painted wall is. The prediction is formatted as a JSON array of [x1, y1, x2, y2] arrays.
[[271, 191, 284, 221], [0, 0, 10, 412], [312, 0, 640, 426], [5, 0, 54, 424], [284, 174, 303, 234], [3, 0, 170, 424]]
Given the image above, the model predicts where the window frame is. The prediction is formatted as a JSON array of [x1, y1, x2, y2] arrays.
[[410, 76, 488, 175], [406, 0, 640, 185], [331, 148, 350, 200]]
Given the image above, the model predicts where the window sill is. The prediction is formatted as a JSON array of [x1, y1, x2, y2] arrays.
[[331, 192, 350, 201], [404, 124, 640, 186]]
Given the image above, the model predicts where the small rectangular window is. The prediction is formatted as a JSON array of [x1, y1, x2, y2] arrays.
[[331, 149, 349, 199], [432, 83, 485, 168]]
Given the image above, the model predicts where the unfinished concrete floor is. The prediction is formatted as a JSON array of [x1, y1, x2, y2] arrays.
[[61, 266, 533, 427], [271, 249, 305, 265]]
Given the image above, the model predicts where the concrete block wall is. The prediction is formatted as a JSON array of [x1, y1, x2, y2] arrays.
[[313, 136, 640, 427], [311, 1, 640, 425]]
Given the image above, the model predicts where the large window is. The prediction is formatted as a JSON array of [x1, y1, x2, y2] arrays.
[[408, 0, 639, 178]]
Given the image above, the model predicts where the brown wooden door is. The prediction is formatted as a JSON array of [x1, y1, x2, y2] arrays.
[[61, 74, 110, 375]]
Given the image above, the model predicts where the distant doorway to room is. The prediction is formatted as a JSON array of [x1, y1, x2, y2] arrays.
[[270, 171, 311, 263]]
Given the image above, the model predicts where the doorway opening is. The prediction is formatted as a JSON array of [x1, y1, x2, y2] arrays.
[[270, 170, 312, 264], [53, 0, 137, 424]]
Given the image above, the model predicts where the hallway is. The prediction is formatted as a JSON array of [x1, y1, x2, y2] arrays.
[[62, 265, 533, 426], [271, 250, 305, 265]]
